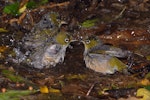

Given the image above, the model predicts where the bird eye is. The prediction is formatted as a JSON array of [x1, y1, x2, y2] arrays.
[[65, 38, 70, 43], [85, 40, 90, 44]]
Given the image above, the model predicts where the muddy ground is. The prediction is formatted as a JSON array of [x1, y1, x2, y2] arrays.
[[0, 0, 150, 100]]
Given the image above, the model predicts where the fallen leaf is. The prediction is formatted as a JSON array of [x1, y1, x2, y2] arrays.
[[0, 46, 9, 53], [145, 73, 150, 79], [144, 86, 150, 91], [0, 28, 8, 32], [136, 88, 150, 100], [40, 86, 49, 93], [19, 3, 27, 13], [146, 56, 150, 60], [0, 90, 36, 100], [61, 84, 84, 94], [3, 2, 20, 16], [140, 79, 150, 86], [49, 88, 60, 93], [81, 18, 99, 28], [66, 74, 87, 80], [119, 97, 140, 100], [19, 0, 28, 13], [2, 69, 25, 82]]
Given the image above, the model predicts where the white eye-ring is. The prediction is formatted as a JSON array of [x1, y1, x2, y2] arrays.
[[65, 38, 70, 43], [85, 40, 90, 44]]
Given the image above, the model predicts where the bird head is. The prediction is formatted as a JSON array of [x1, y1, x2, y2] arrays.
[[32, 12, 67, 34], [55, 31, 76, 46], [80, 35, 102, 55], [55, 31, 72, 46]]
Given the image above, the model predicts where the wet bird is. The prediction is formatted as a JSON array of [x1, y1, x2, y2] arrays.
[[22, 12, 74, 69], [24, 12, 65, 48], [81, 35, 130, 74], [28, 31, 74, 69]]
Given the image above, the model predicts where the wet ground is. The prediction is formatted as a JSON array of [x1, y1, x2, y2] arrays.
[[1, 0, 150, 100]]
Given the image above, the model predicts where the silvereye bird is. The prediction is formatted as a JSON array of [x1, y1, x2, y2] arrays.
[[21, 12, 74, 69], [28, 31, 73, 69], [24, 12, 63, 48], [81, 35, 130, 74]]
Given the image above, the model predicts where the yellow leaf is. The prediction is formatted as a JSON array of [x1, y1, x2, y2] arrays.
[[40, 86, 49, 93], [140, 79, 150, 86], [137, 88, 150, 100], [146, 56, 150, 61], [0, 28, 8, 32], [145, 73, 150, 79], [19, 3, 27, 13], [49, 88, 60, 93]]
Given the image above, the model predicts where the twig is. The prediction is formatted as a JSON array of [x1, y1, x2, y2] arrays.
[[18, 11, 27, 24], [32, 1, 70, 12], [86, 83, 96, 96], [114, 6, 126, 20], [110, 6, 126, 22], [48, 1, 70, 8]]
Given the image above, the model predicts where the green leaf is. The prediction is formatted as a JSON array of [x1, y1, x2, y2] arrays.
[[26, 1, 37, 9], [2, 69, 25, 82], [0, 90, 36, 100], [144, 85, 150, 91], [0, 28, 8, 32], [40, 0, 49, 5], [81, 18, 99, 28], [3, 2, 20, 16], [26, 0, 48, 9]]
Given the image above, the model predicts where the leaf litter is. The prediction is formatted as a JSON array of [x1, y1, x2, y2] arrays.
[[0, 0, 150, 100]]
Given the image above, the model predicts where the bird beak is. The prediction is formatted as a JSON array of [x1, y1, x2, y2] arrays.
[[59, 21, 68, 28], [70, 39, 78, 42]]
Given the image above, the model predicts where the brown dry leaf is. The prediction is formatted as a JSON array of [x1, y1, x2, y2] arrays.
[[0, 46, 9, 53], [80, 24, 107, 35], [61, 84, 85, 95], [37, 76, 55, 86]]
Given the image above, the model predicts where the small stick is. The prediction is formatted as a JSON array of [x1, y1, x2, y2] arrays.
[[114, 6, 126, 20], [86, 83, 96, 96], [32, 1, 70, 12]]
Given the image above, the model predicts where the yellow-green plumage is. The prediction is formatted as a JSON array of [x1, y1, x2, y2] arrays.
[[49, 12, 60, 27], [28, 31, 73, 69], [109, 57, 127, 71], [84, 38, 99, 50], [55, 32, 70, 45], [82, 36, 128, 74]]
